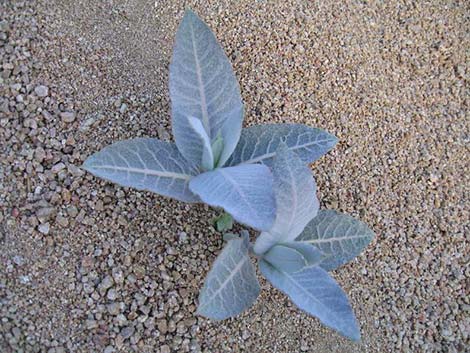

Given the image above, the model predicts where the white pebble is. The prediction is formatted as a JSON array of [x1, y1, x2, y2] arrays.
[[34, 85, 49, 97]]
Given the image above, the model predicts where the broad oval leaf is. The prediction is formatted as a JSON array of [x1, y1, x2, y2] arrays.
[[253, 148, 319, 254], [263, 242, 323, 273], [189, 165, 276, 231], [187, 116, 214, 171], [296, 210, 375, 271], [170, 10, 243, 165], [226, 124, 338, 167], [260, 260, 360, 341], [197, 237, 260, 320], [82, 138, 200, 203]]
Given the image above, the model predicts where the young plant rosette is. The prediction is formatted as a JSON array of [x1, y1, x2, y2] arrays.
[[82, 10, 374, 341]]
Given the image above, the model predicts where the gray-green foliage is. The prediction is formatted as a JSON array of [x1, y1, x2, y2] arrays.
[[198, 149, 374, 341], [197, 231, 260, 320], [296, 210, 375, 271], [81, 9, 374, 343], [83, 10, 336, 231], [259, 260, 361, 341], [263, 242, 323, 273], [253, 147, 319, 254]]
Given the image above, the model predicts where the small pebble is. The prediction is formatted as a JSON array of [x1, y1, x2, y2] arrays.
[[51, 163, 66, 174], [56, 215, 69, 227], [104, 346, 115, 353], [60, 112, 76, 123], [13, 255, 25, 266], [157, 320, 168, 334], [36, 207, 56, 219], [107, 289, 117, 301], [85, 320, 98, 330], [112, 267, 124, 284], [107, 302, 121, 316], [19, 275, 31, 284], [178, 231, 188, 242], [34, 85, 49, 97], [37, 223, 50, 235], [120, 326, 135, 339], [100, 275, 114, 290], [160, 345, 170, 353]]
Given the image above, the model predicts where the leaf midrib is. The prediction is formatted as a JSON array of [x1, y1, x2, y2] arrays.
[[219, 168, 260, 220], [200, 254, 248, 310], [189, 21, 210, 137], [88, 165, 193, 181], [239, 138, 334, 165], [302, 234, 371, 244], [270, 264, 358, 340], [281, 267, 337, 321]]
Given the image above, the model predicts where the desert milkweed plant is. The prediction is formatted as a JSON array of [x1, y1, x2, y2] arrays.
[[83, 10, 374, 341]]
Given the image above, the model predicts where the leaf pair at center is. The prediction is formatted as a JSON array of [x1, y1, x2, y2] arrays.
[[170, 10, 244, 171], [168, 10, 276, 230], [184, 116, 225, 171]]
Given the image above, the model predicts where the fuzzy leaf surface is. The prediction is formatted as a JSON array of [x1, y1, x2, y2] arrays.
[[170, 10, 243, 164], [189, 165, 276, 231], [197, 237, 260, 320], [254, 149, 319, 254], [260, 260, 360, 341], [83, 138, 200, 202], [226, 124, 338, 167], [263, 242, 323, 273], [216, 105, 243, 167], [296, 210, 375, 271], [187, 116, 214, 170]]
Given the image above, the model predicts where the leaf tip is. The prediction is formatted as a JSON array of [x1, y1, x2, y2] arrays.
[[328, 132, 339, 148], [183, 8, 196, 16], [349, 326, 361, 342], [340, 313, 361, 342], [195, 300, 210, 318], [81, 156, 94, 173], [182, 8, 201, 23]]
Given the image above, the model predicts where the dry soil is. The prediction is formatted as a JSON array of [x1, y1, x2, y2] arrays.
[[1, 0, 468, 352]]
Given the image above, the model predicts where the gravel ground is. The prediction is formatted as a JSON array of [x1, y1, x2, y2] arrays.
[[1, 0, 468, 352]]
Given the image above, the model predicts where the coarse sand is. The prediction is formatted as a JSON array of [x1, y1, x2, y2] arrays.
[[1, 0, 468, 352]]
